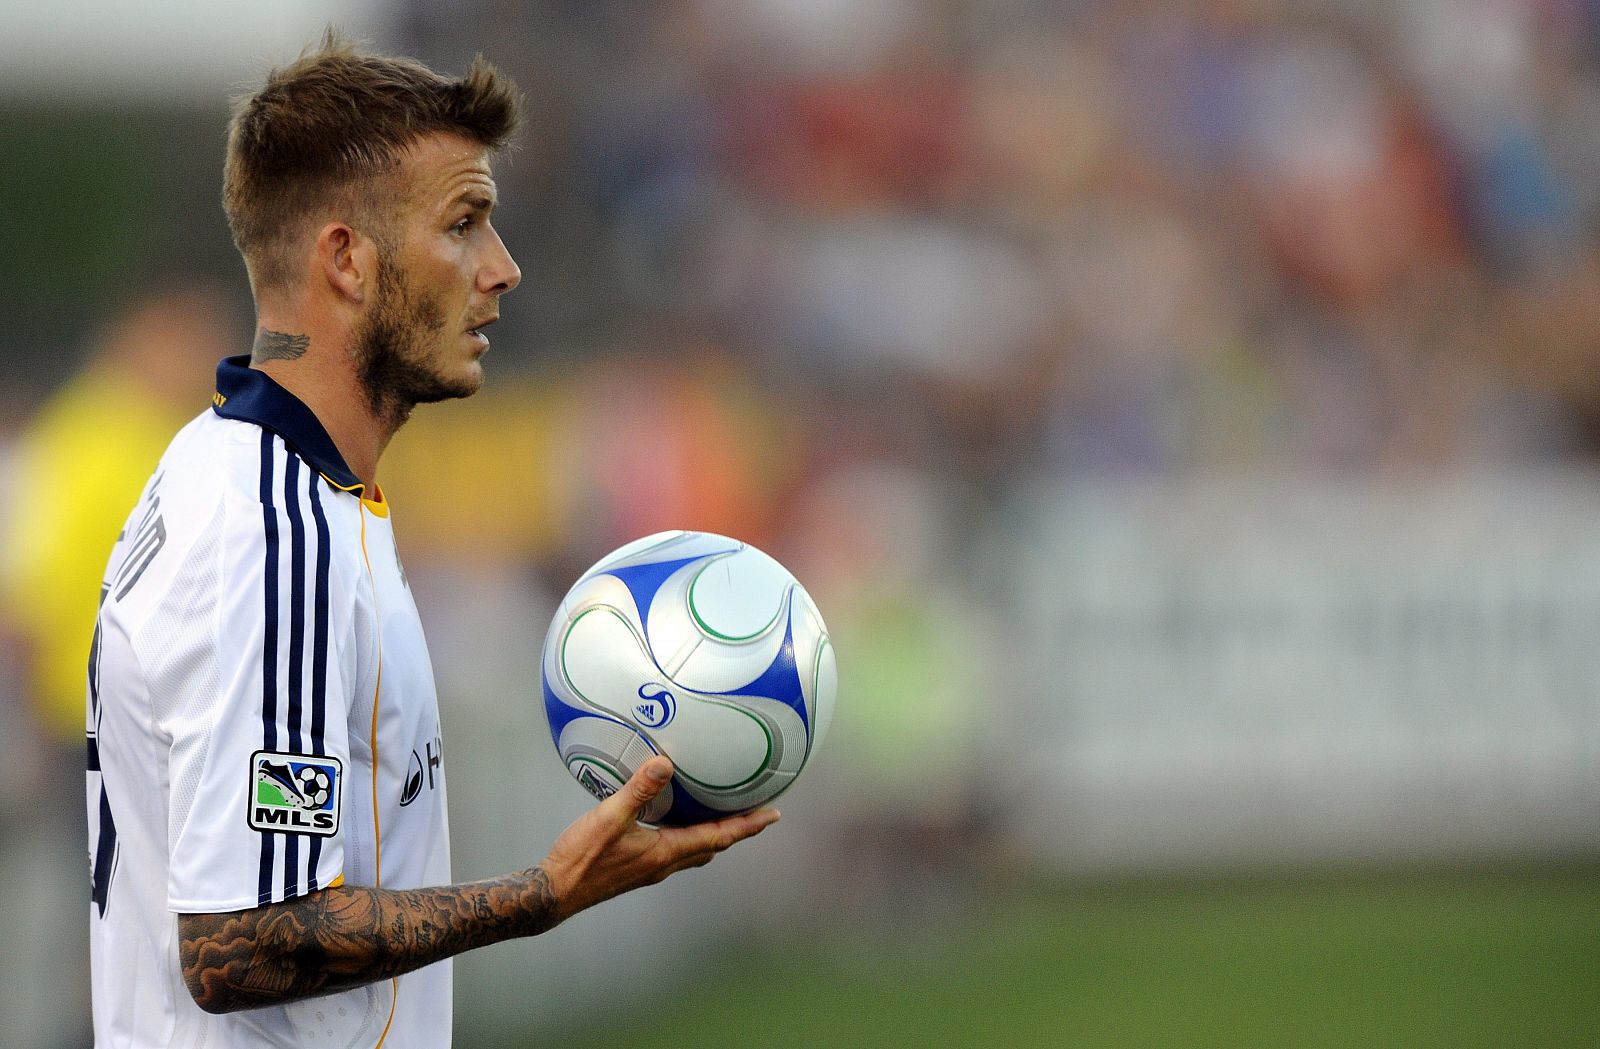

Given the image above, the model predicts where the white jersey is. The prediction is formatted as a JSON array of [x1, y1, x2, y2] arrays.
[[88, 356, 452, 1048]]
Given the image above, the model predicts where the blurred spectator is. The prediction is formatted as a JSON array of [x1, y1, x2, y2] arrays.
[[0, 279, 236, 740]]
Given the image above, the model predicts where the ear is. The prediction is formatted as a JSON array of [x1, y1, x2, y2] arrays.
[[314, 222, 378, 305]]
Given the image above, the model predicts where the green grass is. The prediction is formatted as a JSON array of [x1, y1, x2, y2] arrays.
[[532, 864, 1600, 1049]]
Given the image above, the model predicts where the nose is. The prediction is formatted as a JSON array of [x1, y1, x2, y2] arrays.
[[481, 227, 521, 296]]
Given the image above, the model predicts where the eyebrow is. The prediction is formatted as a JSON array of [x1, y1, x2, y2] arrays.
[[456, 192, 495, 213]]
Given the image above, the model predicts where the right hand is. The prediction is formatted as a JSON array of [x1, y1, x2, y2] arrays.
[[537, 756, 779, 925]]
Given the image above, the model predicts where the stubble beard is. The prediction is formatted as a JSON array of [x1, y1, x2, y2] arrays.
[[355, 256, 480, 431]]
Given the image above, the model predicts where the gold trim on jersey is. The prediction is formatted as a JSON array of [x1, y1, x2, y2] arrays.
[[361, 489, 390, 519], [358, 506, 401, 1048], [320, 471, 365, 494]]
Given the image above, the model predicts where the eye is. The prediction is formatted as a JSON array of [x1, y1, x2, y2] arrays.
[[451, 217, 474, 236]]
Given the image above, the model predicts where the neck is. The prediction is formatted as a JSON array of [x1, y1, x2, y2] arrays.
[[249, 316, 399, 489]]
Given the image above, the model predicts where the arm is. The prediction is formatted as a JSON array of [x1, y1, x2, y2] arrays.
[[179, 867, 554, 1012], [179, 757, 777, 1014]]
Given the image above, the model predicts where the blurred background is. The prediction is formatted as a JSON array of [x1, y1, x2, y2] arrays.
[[2, 0, 1599, 1045]]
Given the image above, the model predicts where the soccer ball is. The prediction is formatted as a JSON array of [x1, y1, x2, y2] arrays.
[[541, 530, 836, 825], [297, 766, 330, 808]]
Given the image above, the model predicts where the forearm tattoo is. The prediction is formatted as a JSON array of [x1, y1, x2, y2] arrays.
[[179, 867, 557, 1014], [251, 329, 311, 363]]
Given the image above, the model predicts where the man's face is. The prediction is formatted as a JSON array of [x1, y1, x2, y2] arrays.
[[354, 132, 521, 418]]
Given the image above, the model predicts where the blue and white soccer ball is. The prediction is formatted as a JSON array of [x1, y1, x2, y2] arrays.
[[541, 530, 836, 825]]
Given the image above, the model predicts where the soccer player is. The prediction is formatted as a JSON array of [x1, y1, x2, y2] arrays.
[[86, 36, 778, 1048]]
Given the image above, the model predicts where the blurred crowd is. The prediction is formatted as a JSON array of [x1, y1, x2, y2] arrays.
[[406, 0, 1599, 490], [3, 1, 1600, 1042]]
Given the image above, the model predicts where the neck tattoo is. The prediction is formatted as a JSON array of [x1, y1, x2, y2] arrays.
[[252, 329, 310, 364]]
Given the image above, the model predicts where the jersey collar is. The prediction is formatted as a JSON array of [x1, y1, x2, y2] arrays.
[[211, 355, 365, 493]]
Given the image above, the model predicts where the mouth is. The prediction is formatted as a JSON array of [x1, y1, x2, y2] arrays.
[[466, 314, 498, 347]]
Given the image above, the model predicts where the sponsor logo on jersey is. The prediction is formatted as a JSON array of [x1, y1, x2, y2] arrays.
[[401, 750, 425, 806], [634, 684, 676, 729], [400, 733, 442, 807], [249, 751, 342, 837]]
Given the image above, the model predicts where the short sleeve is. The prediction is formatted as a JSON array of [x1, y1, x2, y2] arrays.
[[164, 445, 356, 913]]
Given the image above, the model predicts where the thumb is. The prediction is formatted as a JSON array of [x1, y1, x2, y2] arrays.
[[613, 757, 673, 819]]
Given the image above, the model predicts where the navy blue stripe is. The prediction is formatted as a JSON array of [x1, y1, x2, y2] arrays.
[[89, 583, 109, 733], [306, 477, 332, 890], [284, 455, 306, 752], [90, 786, 118, 916], [283, 824, 301, 899], [282, 454, 307, 897], [87, 619, 102, 724], [258, 431, 279, 904], [308, 477, 330, 755]]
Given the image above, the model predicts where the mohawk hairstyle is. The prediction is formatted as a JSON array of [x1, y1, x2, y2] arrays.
[[223, 30, 521, 291]]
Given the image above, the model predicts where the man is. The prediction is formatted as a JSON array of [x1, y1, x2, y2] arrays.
[[87, 37, 777, 1048]]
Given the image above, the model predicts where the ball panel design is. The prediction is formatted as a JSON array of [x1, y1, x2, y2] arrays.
[[582, 530, 687, 571], [669, 613, 792, 694], [559, 607, 658, 709], [812, 637, 837, 756], [637, 562, 710, 676], [662, 697, 773, 791], [557, 716, 672, 823], [555, 712, 641, 766], [676, 768, 798, 816], [561, 607, 774, 789], [687, 548, 792, 641], [541, 530, 833, 825], [787, 585, 826, 714]]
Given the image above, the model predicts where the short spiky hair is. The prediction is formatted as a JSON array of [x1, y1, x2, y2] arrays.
[[223, 31, 521, 291]]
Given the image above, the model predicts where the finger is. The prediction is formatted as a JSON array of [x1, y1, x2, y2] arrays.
[[723, 807, 780, 844], [661, 807, 779, 857], [718, 807, 780, 841], [649, 809, 780, 882], [604, 756, 675, 823]]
